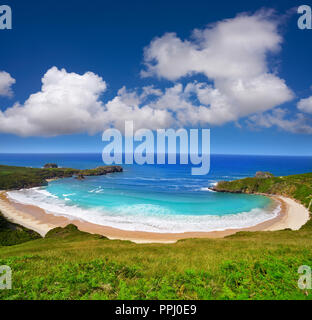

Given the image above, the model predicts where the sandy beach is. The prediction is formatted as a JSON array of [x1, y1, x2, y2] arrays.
[[0, 191, 309, 243], [263, 196, 310, 231]]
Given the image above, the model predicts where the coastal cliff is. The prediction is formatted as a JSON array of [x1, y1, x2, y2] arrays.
[[211, 172, 312, 215], [0, 164, 123, 190]]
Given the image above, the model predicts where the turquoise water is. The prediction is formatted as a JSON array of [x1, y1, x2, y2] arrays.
[[4, 155, 293, 232], [46, 175, 270, 217]]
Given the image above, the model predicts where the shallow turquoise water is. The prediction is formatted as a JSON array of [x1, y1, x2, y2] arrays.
[[6, 162, 278, 232], [46, 174, 271, 217]]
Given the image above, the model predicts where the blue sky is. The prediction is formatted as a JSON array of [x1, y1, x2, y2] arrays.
[[0, 0, 312, 155]]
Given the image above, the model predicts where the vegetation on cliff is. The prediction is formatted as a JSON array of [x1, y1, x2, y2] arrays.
[[212, 172, 312, 214], [0, 164, 123, 190]]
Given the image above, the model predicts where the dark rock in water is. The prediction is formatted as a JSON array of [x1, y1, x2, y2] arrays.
[[76, 174, 85, 181], [255, 171, 274, 178], [80, 165, 123, 176], [44, 163, 58, 169], [96, 165, 123, 174]]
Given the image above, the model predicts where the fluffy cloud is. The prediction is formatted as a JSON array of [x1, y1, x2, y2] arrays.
[[103, 86, 174, 132], [0, 71, 15, 97], [142, 13, 281, 80], [0, 67, 108, 136], [247, 108, 312, 134], [253, 92, 312, 134], [168, 75, 292, 126], [297, 96, 312, 114], [0, 11, 298, 137], [142, 11, 293, 125], [0, 67, 173, 136]]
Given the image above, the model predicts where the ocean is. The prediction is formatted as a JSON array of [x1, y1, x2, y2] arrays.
[[2, 153, 312, 233]]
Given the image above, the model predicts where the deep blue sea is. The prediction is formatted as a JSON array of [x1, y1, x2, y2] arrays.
[[2, 154, 312, 233]]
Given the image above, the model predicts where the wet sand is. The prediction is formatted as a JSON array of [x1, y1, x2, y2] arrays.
[[0, 191, 309, 243]]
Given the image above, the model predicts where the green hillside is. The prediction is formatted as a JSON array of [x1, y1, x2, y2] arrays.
[[0, 220, 312, 300], [0, 171, 311, 300], [0, 213, 41, 246]]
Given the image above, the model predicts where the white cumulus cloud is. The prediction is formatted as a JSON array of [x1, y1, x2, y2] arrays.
[[0, 67, 107, 136], [297, 96, 312, 114], [0, 71, 15, 97], [0, 67, 174, 136], [247, 108, 312, 134], [0, 11, 299, 137], [141, 10, 293, 125]]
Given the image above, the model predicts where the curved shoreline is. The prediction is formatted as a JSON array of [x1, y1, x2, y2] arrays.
[[0, 191, 309, 243]]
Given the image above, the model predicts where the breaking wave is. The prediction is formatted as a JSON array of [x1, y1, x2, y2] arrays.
[[6, 187, 280, 233]]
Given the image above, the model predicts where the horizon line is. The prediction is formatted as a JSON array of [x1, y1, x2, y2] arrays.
[[0, 152, 311, 158]]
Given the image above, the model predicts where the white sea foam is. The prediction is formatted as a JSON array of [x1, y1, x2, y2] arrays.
[[63, 193, 76, 197], [6, 188, 281, 233], [30, 188, 58, 198], [195, 181, 217, 192], [123, 177, 200, 182], [89, 187, 102, 193], [199, 187, 216, 192]]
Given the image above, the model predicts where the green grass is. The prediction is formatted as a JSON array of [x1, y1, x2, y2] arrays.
[[0, 223, 312, 300], [0, 171, 312, 300], [0, 213, 41, 246]]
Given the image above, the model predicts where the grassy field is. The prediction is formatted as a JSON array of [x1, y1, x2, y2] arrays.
[[0, 221, 312, 300], [0, 171, 311, 300]]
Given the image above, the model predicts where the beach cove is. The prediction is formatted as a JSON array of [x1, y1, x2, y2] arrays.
[[0, 191, 309, 243], [0, 154, 311, 243]]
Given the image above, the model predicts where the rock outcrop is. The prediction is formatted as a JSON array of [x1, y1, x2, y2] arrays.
[[75, 174, 85, 181], [44, 163, 58, 169], [255, 171, 274, 179], [80, 166, 123, 176]]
